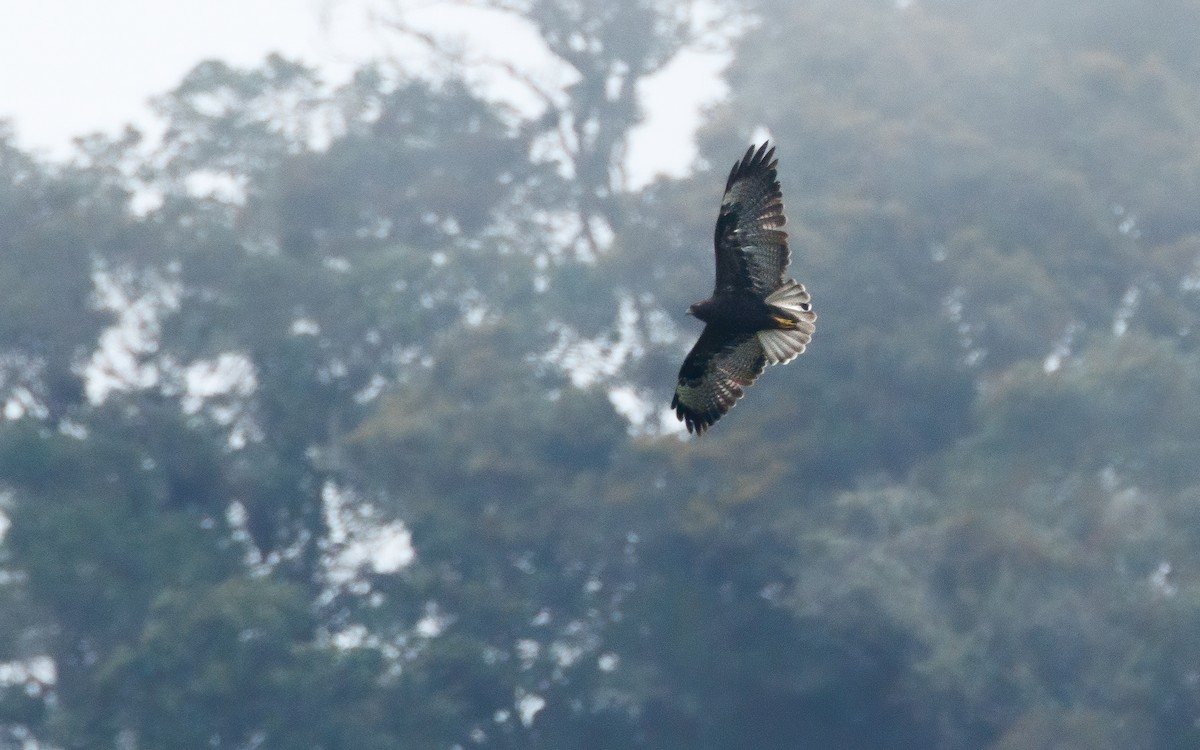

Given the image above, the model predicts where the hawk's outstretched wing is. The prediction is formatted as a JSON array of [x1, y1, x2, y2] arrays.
[[713, 143, 790, 298], [671, 327, 767, 434]]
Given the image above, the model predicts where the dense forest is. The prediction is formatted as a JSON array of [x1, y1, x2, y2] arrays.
[[4, 0, 1200, 747]]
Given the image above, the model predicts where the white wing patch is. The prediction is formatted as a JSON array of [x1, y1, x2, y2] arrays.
[[757, 327, 811, 365]]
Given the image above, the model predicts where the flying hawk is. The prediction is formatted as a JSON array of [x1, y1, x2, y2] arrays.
[[671, 142, 816, 434]]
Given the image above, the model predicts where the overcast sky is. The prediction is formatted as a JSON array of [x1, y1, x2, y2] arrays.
[[0, 0, 727, 187]]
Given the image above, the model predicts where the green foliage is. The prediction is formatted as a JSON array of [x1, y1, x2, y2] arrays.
[[5, 0, 1200, 747], [0, 127, 137, 422]]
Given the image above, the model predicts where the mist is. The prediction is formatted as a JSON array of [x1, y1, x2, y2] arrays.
[[2, 1, 1200, 747]]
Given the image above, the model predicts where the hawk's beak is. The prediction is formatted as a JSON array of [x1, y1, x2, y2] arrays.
[[686, 305, 695, 317]]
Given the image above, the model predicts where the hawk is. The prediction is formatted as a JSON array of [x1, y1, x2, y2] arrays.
[[671, 142, 816, 434]]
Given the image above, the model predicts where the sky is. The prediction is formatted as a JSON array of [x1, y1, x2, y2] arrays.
[[0, 0, 728, 188]]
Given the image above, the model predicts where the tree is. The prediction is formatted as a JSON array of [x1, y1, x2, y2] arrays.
[[8, 0, 1200, 747]]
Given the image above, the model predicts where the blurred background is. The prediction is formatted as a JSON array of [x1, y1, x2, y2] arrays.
[[3, 0, 1200, 747]]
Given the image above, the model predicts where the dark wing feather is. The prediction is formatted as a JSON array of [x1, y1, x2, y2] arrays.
[[671, 327, 767, 434], [713, 142, 790, 298]]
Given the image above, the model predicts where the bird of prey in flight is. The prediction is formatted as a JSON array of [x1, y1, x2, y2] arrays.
[[671, 142, 816, 434]]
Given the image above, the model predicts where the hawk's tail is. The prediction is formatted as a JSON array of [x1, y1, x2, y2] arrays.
[[766, 279, 815, 318], [759, 280, 816, 365]]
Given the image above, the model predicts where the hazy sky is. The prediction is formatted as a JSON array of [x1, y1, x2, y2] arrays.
[[0, 0, 726, 187]]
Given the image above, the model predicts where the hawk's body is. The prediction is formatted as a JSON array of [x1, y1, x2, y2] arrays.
[[671, 142, 816, 434]]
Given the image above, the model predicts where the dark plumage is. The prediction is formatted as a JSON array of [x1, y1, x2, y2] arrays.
[[671, 142, 816, 434]]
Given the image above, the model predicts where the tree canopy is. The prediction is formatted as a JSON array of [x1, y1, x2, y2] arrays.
[[4, 0, 1200, 747]]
